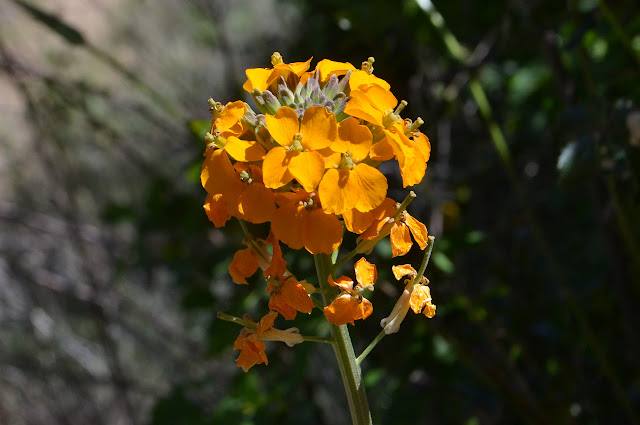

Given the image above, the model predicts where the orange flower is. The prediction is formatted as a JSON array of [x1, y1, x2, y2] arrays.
[[323, 258, 376, 326], [271, 190, 343, 255], [234, 311, 303, 372], [390, 210, 429, 257], [344, 80, 431, 188], [263, 105, 337, 192], [243, 52, 312, 93], [209, 100, 248, 139], [201, 151, 276, 224], [264, 236, 314, 319], [206, 101, 265, 162], [318, 118, 388, 215], [380, 264, 435, 334]]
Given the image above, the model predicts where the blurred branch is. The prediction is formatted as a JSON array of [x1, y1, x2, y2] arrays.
[[11, 0, 186, 123], [418, 2, 640, 424], [596, 0, 640, 70]]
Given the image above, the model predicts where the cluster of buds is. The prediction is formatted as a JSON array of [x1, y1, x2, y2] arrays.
[[202, 53, 435, 371]]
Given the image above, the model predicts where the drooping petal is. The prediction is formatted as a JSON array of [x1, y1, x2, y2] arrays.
[[268, 290, 299, 320], [358, 198, 397, 240], [280, 277, 314, 314], [262, 147, 295, 189], [203, 193, 230, 228], [331, 117, 373, 162], [328, 275, 354, 292], [264, 234, 287, 279], [323, 293, 372, 326], [409, 284, 432, 314], [288, 150, 326, 192], [301, 208, 343, 255], [237, 183, 276, 224], [225, 136, 266, 162], [385, 126, 427, 187], [228, 248, 259, 285], [264, 106, 300, 147], [390, 223, 413, 257], [351, 163, 388, 213], [354, 257, 377, 290], [391, 264, 416, 281], [271, 203, 306, 250], [299, 106, 337, 151], [256, 311, 279, 334], [423, 301, 436, 318], [315, 59, 356, 82], [318, 168, 357, 215], [405, 214, 429, 250], [234, 333, 268, 371]]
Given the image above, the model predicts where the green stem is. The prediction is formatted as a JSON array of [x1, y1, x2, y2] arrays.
[[356, 329, 385, 365], [314, 254, 372, 425]]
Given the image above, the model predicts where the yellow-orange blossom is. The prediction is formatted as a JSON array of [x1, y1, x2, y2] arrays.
[[202, 53, 435, 371]]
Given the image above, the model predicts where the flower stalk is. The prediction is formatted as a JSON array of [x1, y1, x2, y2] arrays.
[[315, 253, 372, 425]]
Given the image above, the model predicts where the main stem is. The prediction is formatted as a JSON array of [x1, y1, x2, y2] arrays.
[[314, 253, 372, 425]]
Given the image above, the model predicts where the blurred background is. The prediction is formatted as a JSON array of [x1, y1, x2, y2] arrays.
[[1, 0, 639, 424]]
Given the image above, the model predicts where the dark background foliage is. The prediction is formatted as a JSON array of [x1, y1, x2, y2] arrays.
[[1, 0, 639, 424]]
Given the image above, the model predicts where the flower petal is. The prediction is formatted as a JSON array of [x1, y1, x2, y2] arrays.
[[354, 257, 377, 290], [280, 278, 314, 314], [351, 163, 388, 213], [301, 208, 343, 254], [237, 183, 276, 224], [234, 333, 268, 372], [265, 106, 299, 147], [262, 147, 295, 189], [201, 149, 239, 195], [288, 150, 326, 192], [203, 193, 230, 228], [315, 59, 356, 82], [271, 203, 306, 250], [243, 68, 274, 93], [228, 248, 259, 285], [409, 284, 432, 314], [405, 214, 429, 250], [318, 168, 357, 215], [323, 294, 372, 325], [391, 264, 416, 281], [225, 136, 266, 162], [331, 117, 373, 162], [299, 106, 337, 151], [390, 223, 412, 257], [348, 70, 391, 91], [342, 207, 375, 234]]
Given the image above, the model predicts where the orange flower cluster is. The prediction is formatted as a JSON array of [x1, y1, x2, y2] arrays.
[[202, 53, 435, 371]]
